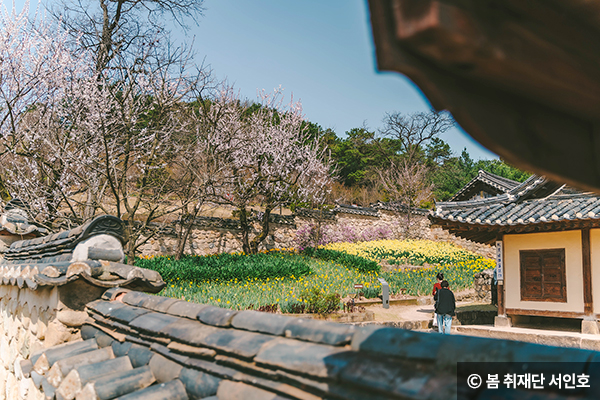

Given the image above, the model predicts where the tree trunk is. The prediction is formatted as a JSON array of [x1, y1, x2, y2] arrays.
[[125, 221, 136, 265], [249, 205, 273, 254], [175, 206, 200, 260], [238, 207, 251, 254], [405, 207, 412, 239]]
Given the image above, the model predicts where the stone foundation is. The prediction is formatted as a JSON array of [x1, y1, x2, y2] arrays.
[[474, 269, 494, 303]]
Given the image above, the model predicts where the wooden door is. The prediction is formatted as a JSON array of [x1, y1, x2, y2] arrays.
[[520, 249, 566, 302]]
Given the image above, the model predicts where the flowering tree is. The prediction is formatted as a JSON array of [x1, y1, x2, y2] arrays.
[[0, 4, 212, 262], [200, 87, 333, 254], [172, 85, 244, 259], [0, 3, 102, 225], [377, 160, 433, 238]]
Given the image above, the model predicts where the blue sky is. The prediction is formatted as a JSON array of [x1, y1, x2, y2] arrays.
[[10, 0, 497, 159], [190, 0, 497, 160]]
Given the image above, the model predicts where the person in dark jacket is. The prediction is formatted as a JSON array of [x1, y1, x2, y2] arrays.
[[434, 280, 455, 334]]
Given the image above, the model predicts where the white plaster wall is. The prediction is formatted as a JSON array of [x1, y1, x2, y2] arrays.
[[588, 229, 600, 315], [0, 286, 61, 400], [504, 230, 584, 313]]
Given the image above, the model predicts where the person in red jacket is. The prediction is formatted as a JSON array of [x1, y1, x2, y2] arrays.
[[432, 272, 444, 296], [432, 272, 444, 327]]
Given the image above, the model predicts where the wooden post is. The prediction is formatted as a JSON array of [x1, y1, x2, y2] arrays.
[[497, 234, 506, 316], [582, 228, 593, 315], [498, 282, 505, 316]]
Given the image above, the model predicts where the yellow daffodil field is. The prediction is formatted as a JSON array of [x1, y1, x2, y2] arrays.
[[323, 239, 482, 266], [142, 240, 494, 311]]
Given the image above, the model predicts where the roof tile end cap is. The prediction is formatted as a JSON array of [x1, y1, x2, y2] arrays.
[[197, 306, 238, 327]]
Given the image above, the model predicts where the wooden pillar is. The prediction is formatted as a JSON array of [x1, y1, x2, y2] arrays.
[[496, 235, 506, 316], [582, 228, 593, 316], [498, 283, 505, 316]]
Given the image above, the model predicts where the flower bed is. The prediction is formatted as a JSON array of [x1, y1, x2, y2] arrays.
[[145, 240, 494, 310], [323, 239, 482, 265]]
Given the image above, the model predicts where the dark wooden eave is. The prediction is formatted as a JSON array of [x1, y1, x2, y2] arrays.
[[368, 0, 600, 193]]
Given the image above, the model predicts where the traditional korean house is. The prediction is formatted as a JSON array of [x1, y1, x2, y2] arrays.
[[449, 170, 520, 202], [430, 175, 600, 333]]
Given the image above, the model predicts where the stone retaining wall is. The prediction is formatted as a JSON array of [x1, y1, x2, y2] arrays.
[[138, 212, 494, 259], [473, 269, 494, 303]]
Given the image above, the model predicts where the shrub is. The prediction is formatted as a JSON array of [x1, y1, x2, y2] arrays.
[[300, 287, 341, 314], [303, 247, 381, 273], [135, 251, 311, 283], [280, 300, 305, 314], [360, 286, 381, 299]]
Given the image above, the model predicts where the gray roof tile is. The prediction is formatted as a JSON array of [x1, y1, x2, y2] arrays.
[[178, 368, 220, 399], [127, 344, 154, 368], [129, 312, 181, 336], [216, 380, 290, 400], [116, 379, 188, 400], [283, 318, 356, 346], [92, 365, 156, 400], [159, 319, 219, 347], [231, 310, 289, 336], [432, 176, 600, 242], [200, 329, 275, 360], [166, 301, 211, 320], [197, 305, 238, 327], [148, 353, 183, 383], [351, 326, 441, 361], [254, 338, 353, 378]]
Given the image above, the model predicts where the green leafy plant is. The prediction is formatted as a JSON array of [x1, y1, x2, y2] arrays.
[[135, 251, 311, 283], [300, 287, 341, 314], [360, 286, 381, 299], [280, 300, 305, 314], [303, 247, 380, 273]]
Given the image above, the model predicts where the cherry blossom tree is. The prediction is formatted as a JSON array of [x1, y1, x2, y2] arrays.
[[376, 160, 433, 238], [206, 87, 333, 254], [0, 4, 212, 262], [0, 2, 102, 225]]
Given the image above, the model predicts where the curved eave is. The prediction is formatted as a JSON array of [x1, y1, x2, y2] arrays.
[[430, 215, 600, 244]]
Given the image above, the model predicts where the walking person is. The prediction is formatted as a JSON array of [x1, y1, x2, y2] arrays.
[[434, 280, 455, 334], [432, 272, 444, 327]]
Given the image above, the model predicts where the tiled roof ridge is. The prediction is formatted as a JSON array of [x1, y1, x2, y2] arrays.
[[434, 193, 512, 213], [371, 201, 430, 216], [0, 259, 165, 292], [435, 175, 548, 214], [477, 169, 521, 188], [333, 203, 380, 216], [295, 207, 336, 218], [0, 215, 164, 292], [507, 174, 546, 198], [23, 287, 600, 400], [4, 215, 126, 262], [449, 170, 520, 201]]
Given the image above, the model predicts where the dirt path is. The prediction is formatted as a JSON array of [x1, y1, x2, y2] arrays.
[[367, 301, 477, 322]]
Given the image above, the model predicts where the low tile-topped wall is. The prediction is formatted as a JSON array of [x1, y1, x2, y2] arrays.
[[0, 263, 163, 399], [139, 212, 493, 259], [19, 288, 600, 400]]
